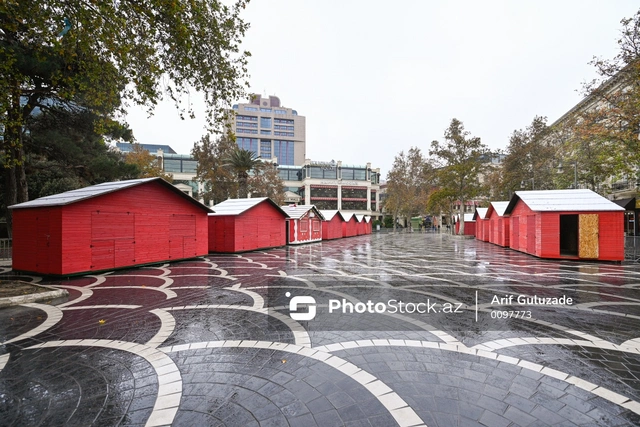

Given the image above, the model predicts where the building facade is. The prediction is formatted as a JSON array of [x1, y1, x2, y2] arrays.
[[230, 95, 306, 166], [279, 159, 382, 217]]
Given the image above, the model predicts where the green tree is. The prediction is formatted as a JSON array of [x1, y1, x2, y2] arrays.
[[192, 134, 239, 205], [563, 9, 640, 189], [500, 116, 555, 195], [429, 119, 488, 235], [124, 144, 173, 182], [22, 107, 140, 200], [0, 0, 249, 233], [383, 147, 432, 229], [248, 162, 285, 205], [224, 148, 262, 198]]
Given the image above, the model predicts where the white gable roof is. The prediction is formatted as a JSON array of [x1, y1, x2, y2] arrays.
[[280, 205, 325, 220], [209, 197, 287, 217], [506, 189, 624, 213], [473, 208, 488, 220], [489, 201, 510, 217], [320, 210, 339, 221]]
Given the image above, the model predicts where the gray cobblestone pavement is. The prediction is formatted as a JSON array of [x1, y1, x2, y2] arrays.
[[1, 232, 640, 426]]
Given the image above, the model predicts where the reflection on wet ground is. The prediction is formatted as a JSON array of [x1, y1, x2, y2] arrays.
[[1, 232, 640, 426]]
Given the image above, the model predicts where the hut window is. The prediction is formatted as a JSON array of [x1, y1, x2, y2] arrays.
[[300, 220, 309, 232], [313, 220, 320, 232]]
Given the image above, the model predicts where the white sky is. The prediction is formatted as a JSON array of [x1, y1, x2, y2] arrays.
[[124, 1, 639, 179]]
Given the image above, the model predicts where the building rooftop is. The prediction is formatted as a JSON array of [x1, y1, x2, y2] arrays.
[[505, 189, 625, 214]]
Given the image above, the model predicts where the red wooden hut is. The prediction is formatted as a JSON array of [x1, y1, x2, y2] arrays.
[[504, 189, 624, 261], [341, 212, 359, 237], [355, 214, 366, 235], [486, 201, 510, 247], [9, 178, 211, 276], [320, 210, 344, 240], [280, 205, 325, 245], [209, 198, 289, 253], [364, 216, 372, 234], [473, 208, 489, 241], [454, 213, 476, 236]]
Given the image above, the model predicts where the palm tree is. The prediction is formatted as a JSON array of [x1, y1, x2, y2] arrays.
[[224, 148, 262, 198]]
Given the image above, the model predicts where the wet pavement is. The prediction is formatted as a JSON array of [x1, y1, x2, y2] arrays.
[[1, 231, 640, 426]]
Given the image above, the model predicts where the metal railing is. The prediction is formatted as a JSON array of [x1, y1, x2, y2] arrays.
[[625, 236, 640, 262], [0, 238, 11, 261]]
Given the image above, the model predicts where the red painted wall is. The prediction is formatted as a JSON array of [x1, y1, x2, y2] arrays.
[[508, 199, 624, 261], [208, 202, 287, 253], [322, 215, 344, 240], [343, 218, 358, 237], [455, 221, 476, 236], [287, 212, 322, 244], [12, 181, 208, 275]]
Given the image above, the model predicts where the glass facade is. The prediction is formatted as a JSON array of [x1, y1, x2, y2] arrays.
[[237, 137, 258, 155], [308, 166, 337, 179], [274, 140, 295, 166], [163, 154, 198, 173], [260, 140, 272, 158], [260, 117, 272, 128], [278, 167, 303, 181], [341, 167, 367, 180]]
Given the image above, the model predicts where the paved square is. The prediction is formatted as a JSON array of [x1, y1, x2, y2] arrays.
[[1, 232, 640, 426]]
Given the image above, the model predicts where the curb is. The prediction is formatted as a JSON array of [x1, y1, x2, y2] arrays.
[[0, 286, 69, 308]]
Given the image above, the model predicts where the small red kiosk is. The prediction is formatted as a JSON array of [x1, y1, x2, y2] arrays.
[[486, 201, 510, 247], [473, 208, 489, 241], [208, 198, 289, 253], [454, 213, 476, 236], [341, 212, 359, 237], [320, 210, 344, 240], [505, 189, 624, 261], [10, 178, 211, 276], [280, 205, 324, 245]]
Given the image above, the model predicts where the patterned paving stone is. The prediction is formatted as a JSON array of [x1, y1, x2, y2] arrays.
[[1, 233, 640, 425]]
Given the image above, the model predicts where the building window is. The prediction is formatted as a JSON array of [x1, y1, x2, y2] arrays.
[[237, 121, 258, 128], [236, 115, 257, 121], [274, 131, 294, 137], [260, 107, 272, 113], [274, 140, 295, 166], [300, 219, 308, 232], [275, 109, 287, 114], [313, 220, 320, 232], [260, 129, 272, 135], [275, 118, 294, 125], [260, 140, 272, 159], [237, 128, 258, 134], [237, 137, 258, 155], [260, 117, 272, 128], [244, 106, 258, 111]]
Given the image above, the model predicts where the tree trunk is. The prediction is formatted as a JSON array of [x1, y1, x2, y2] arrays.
[[459, 197, 465, 235]]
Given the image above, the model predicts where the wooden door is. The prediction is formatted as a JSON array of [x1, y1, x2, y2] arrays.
[[579, 214, 599, 258]]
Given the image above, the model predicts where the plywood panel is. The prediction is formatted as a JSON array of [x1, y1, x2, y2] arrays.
[[579, 214, 599, 259]]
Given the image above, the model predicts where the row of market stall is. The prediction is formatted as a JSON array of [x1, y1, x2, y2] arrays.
[[8, 178, 371, 276], [465, 189, 625, 261]]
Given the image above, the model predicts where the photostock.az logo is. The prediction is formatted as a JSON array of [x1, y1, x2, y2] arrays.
[[286, 292, 316, 321]]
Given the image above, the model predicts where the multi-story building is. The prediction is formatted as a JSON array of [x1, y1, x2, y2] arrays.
[[279, 159, 382, 217], [230, 95, 306, 166]]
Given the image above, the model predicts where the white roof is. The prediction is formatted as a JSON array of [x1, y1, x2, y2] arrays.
[[364, 215, 371, 223], [9, 178, 211, 212], [355, 214, 365, 222], [489, 201, 510, 217], [209, 197, 287, 217], [320, 210, 339, 221], [463, 213, 475, 222], [339, 211, 355, 221], [280, 204, 325, 220], [473, 208, 488, 220], [507, 189, 624, 213]]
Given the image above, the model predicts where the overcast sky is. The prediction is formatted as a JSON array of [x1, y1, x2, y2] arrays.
[[124, 0, 639, 179]]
